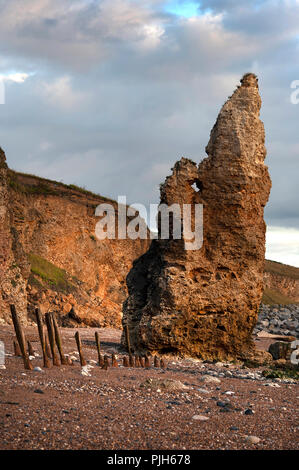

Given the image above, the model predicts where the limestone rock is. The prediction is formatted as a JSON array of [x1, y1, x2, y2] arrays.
[[0, 148, 28, 323], [122, 74, 271, 360]]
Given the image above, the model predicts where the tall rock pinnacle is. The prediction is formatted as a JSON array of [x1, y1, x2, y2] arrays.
[[122, 73, 272, 360]]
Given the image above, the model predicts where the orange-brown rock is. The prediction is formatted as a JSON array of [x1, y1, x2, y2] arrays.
[[122, 74, 271, 360], [0, 155, 149, 327], [263, 260, 299, 303], [0, 148, 29, 324]]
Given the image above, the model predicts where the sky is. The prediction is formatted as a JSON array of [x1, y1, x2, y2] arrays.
[[0, 0, 298, 266]]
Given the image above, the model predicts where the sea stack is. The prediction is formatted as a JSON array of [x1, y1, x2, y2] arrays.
[[122, 73, 272, 360]]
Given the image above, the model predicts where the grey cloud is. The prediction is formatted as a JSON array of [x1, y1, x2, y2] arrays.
[[0, 0, 298, 237]]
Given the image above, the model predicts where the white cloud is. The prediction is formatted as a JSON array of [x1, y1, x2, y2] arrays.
[[0, 72, 30, 83], [266, 226, 299, 267], [38, 75, 87, 109]]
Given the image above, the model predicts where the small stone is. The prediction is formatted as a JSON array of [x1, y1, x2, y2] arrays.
[[244, 408, 254, 415], [33, 367, 43, 372], [217, 401, 229, 408], [230, 426, 238, 431], [192, 415, 209, 421], [245, 435, 261, 444], [34, 389, 44, 394], [201, 375, 221, 384]]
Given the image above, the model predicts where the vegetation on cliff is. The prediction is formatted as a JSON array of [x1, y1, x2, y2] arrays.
[[28, 253, 76, 293]]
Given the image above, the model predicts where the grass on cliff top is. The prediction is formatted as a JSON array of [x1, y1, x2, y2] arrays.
[[265, 259, 299, 280], [261, 287, 296, 305], [28, 253, 73, 292], [8, 169, 115, 203]]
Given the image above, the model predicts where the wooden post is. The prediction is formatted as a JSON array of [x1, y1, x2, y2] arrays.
[[35, 308, 51, 368], [102, 355, 109, 370], [154, 356, 159, 368], [27, 340, 35, 357], [75, 331, 87, 367], [129, 354, 134, 368], [134, 355, 140, 368], [139, 356, 145, 368], [125, 324, 131, 356], [144, 356, 150, 368], [45, 335, 52, 359], [111, 353, 118, 367], [160, 358, 166, 369], [123, 356, 129, 367], [45, 312, 60, 366], [13, 340, 21, 357], [52, 313, 71, 365], [95, 332, 103, 366], [10, 305, 33, 370]]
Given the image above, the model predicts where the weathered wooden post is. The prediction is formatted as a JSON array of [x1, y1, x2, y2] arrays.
[[139, 356, 145, 368], [125, 324, 132, 356], [13, 340, 21, 357], [134, 355, 140, 368], [75, 331, 87, 367], [95, 331, 103, 366], [144, 356, 150, 368], [35, 308, 51, 368], [45, 336, 52, 359], [160, 358, 166, 369], [102, 355, 109, 370], [27, 340, 35, 357], [10, 304, 33, 370], [154, 356, 159, 368], [129, 354, 134, 367], [111, 353, 118, 367], [45, 312, 61, 366], [52, 313, 71, 365], [123, 356, 129, 367]]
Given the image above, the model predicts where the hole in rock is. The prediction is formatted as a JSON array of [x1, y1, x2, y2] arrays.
[[217, 325, 226, 332]]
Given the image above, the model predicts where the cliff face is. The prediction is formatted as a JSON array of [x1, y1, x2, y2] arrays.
[[0, 157, 149, 327], [0, 149, 29, 323], [122, 74, 272, 360], [263, 260, 299, 303]]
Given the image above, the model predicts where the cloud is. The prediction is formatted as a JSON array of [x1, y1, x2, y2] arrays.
[[266, 226, 299, 267], [38, 75, 88, 109], [0, 0, 166, 70], [0, 72, 30, 83]]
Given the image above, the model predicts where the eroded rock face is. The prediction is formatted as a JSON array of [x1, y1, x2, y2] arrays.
[[1, 155, 149, 327], [122, 74, 271, 360], [0, 148, 28, 323]]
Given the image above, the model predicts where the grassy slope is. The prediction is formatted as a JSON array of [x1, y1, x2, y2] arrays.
[[262, 260, 299, 305], [8, 169, 116, 204], [28, 253, 76, 293]]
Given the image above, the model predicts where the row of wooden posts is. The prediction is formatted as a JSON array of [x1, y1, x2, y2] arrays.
[[10, 305, 166, 371]]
